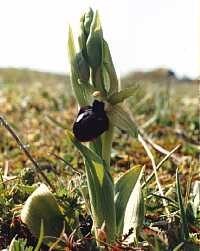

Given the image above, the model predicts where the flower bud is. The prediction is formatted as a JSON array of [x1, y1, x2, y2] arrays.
[[86, 11, 103, 69], [78, 14, 87, 52], [84, 8, 94, 37]]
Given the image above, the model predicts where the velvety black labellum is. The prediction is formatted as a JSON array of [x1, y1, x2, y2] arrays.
[[73, 100, 109, 142]]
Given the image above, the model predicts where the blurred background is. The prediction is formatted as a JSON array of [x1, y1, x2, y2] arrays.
[[0, 0, 199, 79], [0, 0, 198, 164]]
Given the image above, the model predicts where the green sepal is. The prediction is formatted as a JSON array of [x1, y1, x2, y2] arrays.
[[107, 84, 140, 105], [107, 105, 138, 137]]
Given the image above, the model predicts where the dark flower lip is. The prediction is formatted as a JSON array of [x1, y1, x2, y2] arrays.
[[73, 100, 109, 142]]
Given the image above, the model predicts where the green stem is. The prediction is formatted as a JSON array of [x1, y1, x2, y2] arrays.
[[101, 124, 114, 170]]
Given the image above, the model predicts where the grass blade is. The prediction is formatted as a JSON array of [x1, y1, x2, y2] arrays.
[[176, 169, 189, 240], [138, 134, 170, 216], [34, 219, 44, 251]]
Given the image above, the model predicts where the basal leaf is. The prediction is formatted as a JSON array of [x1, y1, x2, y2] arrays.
[[67, 131, 116, 242], [122, 178, 144, 243], [114, 165, 143, 235], [21, 184, 65, 243]]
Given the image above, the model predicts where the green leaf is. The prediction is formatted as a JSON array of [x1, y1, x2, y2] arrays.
[[21, 184, 66, 243], [9, 238, 33, 251], [67, 131, 116, 242], [122, 178, 144, 243], [89, 136, 102, 158], [67, 25, 76, 64], [176, 169, 189, 240], [114, 165, 143, 235], [107, 105, 138, 137], [172, 242, 184, 251], [103, 40, 118, 94], [107, 84, 140, 105], [68, 26, 90, 106]]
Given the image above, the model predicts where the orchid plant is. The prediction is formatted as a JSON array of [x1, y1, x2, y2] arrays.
[[20, 8, 144, 249], [66, 8, 144, 245]]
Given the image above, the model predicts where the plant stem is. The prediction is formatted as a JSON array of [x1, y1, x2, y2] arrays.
[[101, 124, 114, 169]]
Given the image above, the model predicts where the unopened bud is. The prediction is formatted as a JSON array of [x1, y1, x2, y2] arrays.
[[78, 14, 87, 51], [84, 8, 94, 36]]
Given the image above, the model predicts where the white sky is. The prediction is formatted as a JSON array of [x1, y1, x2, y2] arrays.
[[0, 0, 199, 78]]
